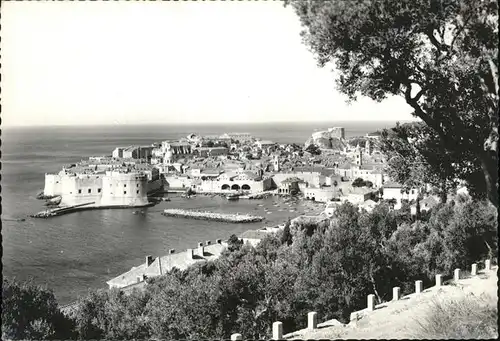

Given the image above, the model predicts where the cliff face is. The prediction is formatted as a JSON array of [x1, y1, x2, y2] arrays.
[[304, 130, 346, 150]]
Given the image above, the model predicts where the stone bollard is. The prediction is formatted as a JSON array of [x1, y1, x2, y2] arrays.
[[231, 333, 242, 341], [272, 321, 283, 340], [393, 287, 401, 301], [435, 274, 442, 287], [471, 263, 477, 276], [367, 294, 375, 311], [485, 259, 491, 271], [307, 311, 318, 330], [415, 280, 423, 294], [454, 268, 461, 281]]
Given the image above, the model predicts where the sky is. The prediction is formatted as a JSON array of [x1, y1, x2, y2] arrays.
[[1, 1, 415, 127]]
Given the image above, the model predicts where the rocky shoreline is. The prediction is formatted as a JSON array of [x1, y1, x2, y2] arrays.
[[162, 208, 264, 223]]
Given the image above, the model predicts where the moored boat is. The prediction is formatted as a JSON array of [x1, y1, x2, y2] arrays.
[[226, 193, 239, 201]]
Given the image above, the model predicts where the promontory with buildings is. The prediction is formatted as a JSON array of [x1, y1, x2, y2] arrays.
[[41, 125, 468, 311], [37, 126, 446, 216]]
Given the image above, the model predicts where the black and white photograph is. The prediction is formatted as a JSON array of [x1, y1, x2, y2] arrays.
[[1, 0, 498, 339]]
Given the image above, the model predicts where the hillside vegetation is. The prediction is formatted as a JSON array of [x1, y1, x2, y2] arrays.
[[2, 196, 497, 340]]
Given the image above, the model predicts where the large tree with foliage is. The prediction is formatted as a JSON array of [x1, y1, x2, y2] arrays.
[[379, 121, 460, 202], [2, 279, 76, 340], [286, 0, 498, 206]]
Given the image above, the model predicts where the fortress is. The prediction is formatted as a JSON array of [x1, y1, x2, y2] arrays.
[[43, 157, 162, 207]]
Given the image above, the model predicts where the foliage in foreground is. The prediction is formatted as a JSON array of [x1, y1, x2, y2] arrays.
[[2, 198, 497, 339], [286, 0, 498, 206], [1, 279, 76, 340]]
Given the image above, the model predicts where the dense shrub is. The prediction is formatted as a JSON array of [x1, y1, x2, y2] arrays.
[[1, 279, 76, 340]]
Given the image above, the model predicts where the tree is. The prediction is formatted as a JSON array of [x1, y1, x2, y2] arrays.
[[379, 122, 458, 202], [227, 234, 244, 252], [286, 0, 498, 206], [280, 218, 293, 246], [305, 144, 321, 155], [2, 279, 76, 340], [352, 177, 366, 187]]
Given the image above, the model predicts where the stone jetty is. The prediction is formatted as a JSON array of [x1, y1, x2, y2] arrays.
[[162, 209, 264, 223], [31, 210, 57, 218]]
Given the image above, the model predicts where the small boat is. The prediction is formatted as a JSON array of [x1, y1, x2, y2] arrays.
[[226, 194, 239, 201], [133, 211, 139, 215]]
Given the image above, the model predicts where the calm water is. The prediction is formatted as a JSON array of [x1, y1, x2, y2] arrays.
[[1, 122, 397, 304]]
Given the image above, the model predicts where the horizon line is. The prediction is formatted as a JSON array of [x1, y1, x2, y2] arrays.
[[2, 118, 420, 128]]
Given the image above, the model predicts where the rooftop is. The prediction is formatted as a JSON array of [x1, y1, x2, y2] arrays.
[[106, 242, 227, 288], [383, 181, 403, 189], [239, 229, 273, 240]]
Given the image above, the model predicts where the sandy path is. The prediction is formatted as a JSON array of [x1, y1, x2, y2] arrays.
[[285, 267, 498, 339]]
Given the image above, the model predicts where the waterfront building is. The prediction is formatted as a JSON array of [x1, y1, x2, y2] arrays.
[[43, 156, 164, 206], [195, 170, 272, 193], [272, 166, 334, 189], [277, 177, 302, 195], [303, 186, 340, 202], [189, 168, 223, 180], [164, 174, 194, 190], [44, 168, 150, 207]]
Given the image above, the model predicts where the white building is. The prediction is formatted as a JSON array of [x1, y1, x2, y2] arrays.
[[382, 181, 419, 209], [44, 169, 150, 207]]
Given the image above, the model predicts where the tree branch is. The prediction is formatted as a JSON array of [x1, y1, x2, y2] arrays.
[[449, 12, 474, 54], [426, 28, 448, 56]]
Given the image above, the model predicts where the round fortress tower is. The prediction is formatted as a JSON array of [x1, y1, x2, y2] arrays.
[[101, 171, 149, 207]]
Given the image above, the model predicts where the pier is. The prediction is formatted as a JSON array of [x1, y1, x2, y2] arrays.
[[162, 208, 264, 223], [31, 202, 155, 218]]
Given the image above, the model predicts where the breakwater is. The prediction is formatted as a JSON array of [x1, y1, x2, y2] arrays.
[[162, 208, 264, 223], [31, 202, 155, 218]]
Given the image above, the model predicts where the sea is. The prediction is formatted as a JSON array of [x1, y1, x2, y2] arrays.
[[1, 121, 399, 305]]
